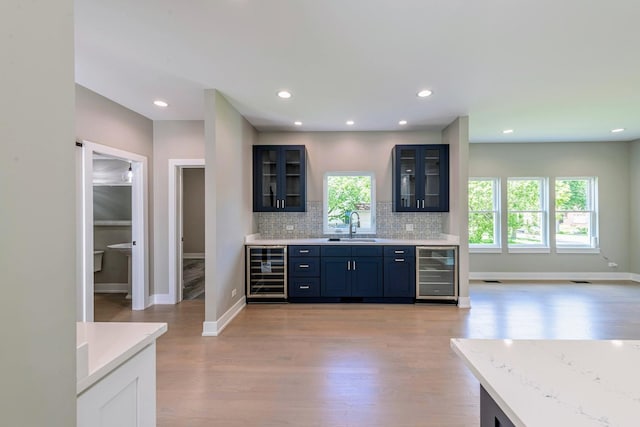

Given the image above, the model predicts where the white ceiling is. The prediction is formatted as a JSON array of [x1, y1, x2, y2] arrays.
[[75, 0, 640, 143]]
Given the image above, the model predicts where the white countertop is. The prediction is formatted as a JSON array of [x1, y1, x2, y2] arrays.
[[76, 322, 167, 394], [451, 339, 640, 427], [244, 233, 459, 246]]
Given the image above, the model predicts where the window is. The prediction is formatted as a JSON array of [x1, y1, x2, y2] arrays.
[[323, 172, 376, 235], [468, 178, 500, 250], [507, 178, 548, 251], [555, 177, 598, 250]]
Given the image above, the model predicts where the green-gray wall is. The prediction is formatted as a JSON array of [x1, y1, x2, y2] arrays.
[[631, 140, 640, 276], [204, 90, 257, 326], [1, 0, 76, 425], [469, 141, 631, 274]]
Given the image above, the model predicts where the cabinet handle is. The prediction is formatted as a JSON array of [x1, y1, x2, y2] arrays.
[[395, 258, 405, 262], [282, 199, 286, 209], [299, 285, 310, 289], [276, 199, 280, 209], [353, 260, 356, 270], [347, 261, 351, 271], [394, 250, 404, 254], [422, 200, 425, 209], [299, 264, 309, 268], [299, 250, 309, 254], [416, 200, 419, 208]]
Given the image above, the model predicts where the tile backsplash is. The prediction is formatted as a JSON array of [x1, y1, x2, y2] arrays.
[[257, 201, 444, 239]]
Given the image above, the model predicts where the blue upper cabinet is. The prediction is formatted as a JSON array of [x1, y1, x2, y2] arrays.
[[253, 145, 306, 212], [392, 144, 449, 212]]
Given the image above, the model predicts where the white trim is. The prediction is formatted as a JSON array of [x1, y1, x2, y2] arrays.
[[94, 283, 128, 293], [470, 272, 634, 281], [183, 252, 205, 260], [631, 274, 640, 283], [80, 141, 150, 320], [152, 293, 175, 305], [469, 247, 502, 254], [457, 296, 471, 308], [202, 298, 246, 337], [168, 159, 205, 305]]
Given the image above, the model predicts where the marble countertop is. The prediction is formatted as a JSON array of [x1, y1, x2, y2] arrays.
[[76, 322, 167, 394], [244, 233, 460, 246], [451, 339, 640, 427]]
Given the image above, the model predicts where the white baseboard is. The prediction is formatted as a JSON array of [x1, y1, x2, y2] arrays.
[[457, 296, 471, 308], [94, 283, 128, 293], [152, 293, 175, 305], [183, 252, 205, 260], [202, 297, 246, 337], [631, 273, 640, 283], [470, 272, 634, 281]]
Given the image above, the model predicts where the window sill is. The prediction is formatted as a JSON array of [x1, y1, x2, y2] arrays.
[[556, 247, 600, 254], [469, 247, 502, 254], [507, 246, 551, 254]]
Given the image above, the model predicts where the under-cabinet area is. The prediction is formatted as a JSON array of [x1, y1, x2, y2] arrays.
[[246, 241, 458, 304]]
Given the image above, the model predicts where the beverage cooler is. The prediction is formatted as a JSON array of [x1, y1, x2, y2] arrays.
[[416, 246, 458, 301], [246, 246, 287, 301]]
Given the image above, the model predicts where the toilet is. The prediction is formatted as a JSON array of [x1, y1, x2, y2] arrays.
[[94, 250, 104, 273]]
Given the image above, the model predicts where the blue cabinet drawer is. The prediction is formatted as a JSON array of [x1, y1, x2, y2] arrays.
[[384, 246, 415, 257], [288, 257, 320, 276], [289, 278, 320, 297], [289, 245, 320, 257]]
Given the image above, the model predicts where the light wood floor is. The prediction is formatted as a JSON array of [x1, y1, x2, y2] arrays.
[[95, 281, 640, 426]]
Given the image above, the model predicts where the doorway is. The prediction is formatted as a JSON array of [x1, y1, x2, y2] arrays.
[[168, 159, 205, 303], [78, 141, 149, 321]]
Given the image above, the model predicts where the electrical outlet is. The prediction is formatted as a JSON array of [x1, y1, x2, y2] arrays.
[[231, 288, 237, 297], [608, 262, 618, 268], [286, 225, 294, 231], [405, 224, 414, 232]]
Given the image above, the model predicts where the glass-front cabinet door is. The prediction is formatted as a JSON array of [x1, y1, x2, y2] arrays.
[[393, 144, 449, 212], [253, 145, 306, 212]]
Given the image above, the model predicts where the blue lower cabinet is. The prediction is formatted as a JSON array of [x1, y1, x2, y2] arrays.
[[320, 257, 351, 297], [320, 247, 383, 298], [384, 256, 415, 297], [351, 257, 383, 297], [289, 278, 320, 297]]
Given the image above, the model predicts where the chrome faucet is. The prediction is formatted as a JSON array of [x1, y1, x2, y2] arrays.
[[349, 211, 360, 239]]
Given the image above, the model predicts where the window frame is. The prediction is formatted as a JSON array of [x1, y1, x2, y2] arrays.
[[554, 177, 599, 253], [323, 171, 376, 235], [468, 177, 502, 253], [507, 177, 549, 253]]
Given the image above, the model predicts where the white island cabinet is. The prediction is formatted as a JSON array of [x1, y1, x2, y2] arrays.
[[76, 322, 167, 427], [451, 339, 640, 427]]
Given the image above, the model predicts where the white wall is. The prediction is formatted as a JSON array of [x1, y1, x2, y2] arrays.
[[0, 0, 76, 425], [469, 141, 631, 274], [443, 117, 470, 302], [152, 120, 205, 296], [631, 140, 640, 276], [205, 90, 257, 326], [258, 131, 442, 202], [76, 85, 155, 291]]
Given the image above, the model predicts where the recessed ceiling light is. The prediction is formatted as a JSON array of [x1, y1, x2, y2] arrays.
[[294, 121, 302, 126], [277, 90, 292, 99], [417, 89, 432, 98], [346, 120, 355, 126], [399, 120, 408, 125], [611, 128, 625, 133], [502, 129, 514, 134], [153, 100, 168, 107]]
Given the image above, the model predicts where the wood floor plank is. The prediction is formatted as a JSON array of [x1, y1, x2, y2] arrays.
[[94, 281, 640, 426]]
